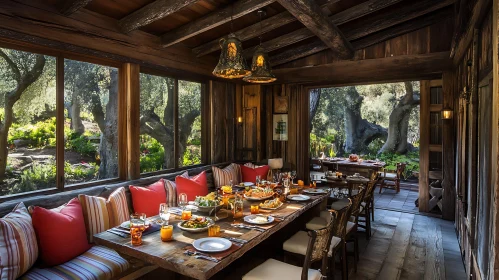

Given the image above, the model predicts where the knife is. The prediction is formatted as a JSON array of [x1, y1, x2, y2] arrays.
[[223, 237, 248, 244], [107, 229, 128, 238]]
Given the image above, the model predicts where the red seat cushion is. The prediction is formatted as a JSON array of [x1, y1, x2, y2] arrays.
[[241, 164, 270, 183], [31, 198, 91, 266], [175, 171, 208, 201], [129, 179, 167, 217]]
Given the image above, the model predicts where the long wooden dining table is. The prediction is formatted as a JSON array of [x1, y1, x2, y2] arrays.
[[94, 192, 329, 280], [320, 158, 386, 178]]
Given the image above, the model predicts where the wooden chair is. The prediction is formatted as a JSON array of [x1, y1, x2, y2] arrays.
[[357, 176, 380, 240], [344, 186, 366, 273], [243, 216, 334, 280], [378, 162, 406, 194]]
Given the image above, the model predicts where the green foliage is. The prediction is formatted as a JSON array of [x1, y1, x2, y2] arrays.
[[64, 161, 98, 182], [67, 135, 97, 157], [183, 146, 201, 166], [140, 136, 165, 173], [12, 162, 56, 194], [375, 152, 420, 180], [8, 118, 56, 147], [310, 133, 337, 158]]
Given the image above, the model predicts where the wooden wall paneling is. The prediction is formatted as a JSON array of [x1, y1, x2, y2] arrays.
[[124, 63, 141, 180], [429, 18, 454, 53], [56, 56, 64, 189], [442, 71, 456, 220], [235, 84, 243, 161], [226, 84, 235, 162], [408, 27, 430, 55], [492, 0, 499, 277], [243, 85, 261, 161], [263, 85, 275, 159], [210, 81, 228, 164], [478, 11, 493, 79], [364, 42, 385, 59], [466, 30, 479, 249], [287, 85, 298, 169], [419, 80, 430, 212], [385, 34, 408, 57], [297, 86, 310, 183]]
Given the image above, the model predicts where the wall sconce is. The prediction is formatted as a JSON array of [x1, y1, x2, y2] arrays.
[[237, 116, 243, 126], [441, 107, 453, 120]]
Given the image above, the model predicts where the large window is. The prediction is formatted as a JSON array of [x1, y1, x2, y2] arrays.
[[139, 73, 203, 173], [0, 48, 56, 195], [64, 59, 119, 185]]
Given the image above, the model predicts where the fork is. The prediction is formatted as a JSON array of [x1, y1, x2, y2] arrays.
[[184, 250, 219, 262]]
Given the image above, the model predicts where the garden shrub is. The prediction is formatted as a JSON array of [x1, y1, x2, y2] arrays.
[[140, 136, 165, 173], [12, 162, 56, 194], [67, 135, 97, 156], [64, 161, 98, 182], [8, 118, 56, 147]]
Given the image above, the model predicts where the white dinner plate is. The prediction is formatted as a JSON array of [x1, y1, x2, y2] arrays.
[[243, 215, 275, 225], [287, 194, 311, 201], [192, 237, 232, 253], [303, 188, 328, 194], [244, 194, 274, 201]]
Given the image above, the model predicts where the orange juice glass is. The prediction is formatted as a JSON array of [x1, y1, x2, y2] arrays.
[[181, 210, 192, 220], [250, 205, 259, 214], [222, 195, 229, 205], [160, 225, 173, 242], [208, 225, 220, 237], [290, 186, 299, 194]]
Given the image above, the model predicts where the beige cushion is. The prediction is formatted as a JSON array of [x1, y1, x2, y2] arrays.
[[242, 258, 321, 280], [329, 198, 350, 211], [347, 221, 356, 233], [381, 173, 397, 180], [328, 236, 342, 257], [306, 216, 327, 230], [283, 231, 309, 255]]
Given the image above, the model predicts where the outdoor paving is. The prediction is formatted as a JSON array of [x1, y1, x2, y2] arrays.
[[373, 187, 420, 213]]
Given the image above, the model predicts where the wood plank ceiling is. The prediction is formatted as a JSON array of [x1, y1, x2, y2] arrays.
[[43, 0, 456, 69]]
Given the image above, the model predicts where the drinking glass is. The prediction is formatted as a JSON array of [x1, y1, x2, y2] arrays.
[[130, 213, 146, 246], [160, 225, 173, 242], [159, 203, 170, 225], [256, 175, 261, 186], [208, 225, 221, 237], [181, 210, 192, 220], [290, 171, 297, 185], [178, 193, 188, 210], [250, 204, 259, 214]]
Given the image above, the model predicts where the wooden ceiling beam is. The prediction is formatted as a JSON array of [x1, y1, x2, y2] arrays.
[[270, 0, 455, 66], [192, 0, 339, 57], [244, 0, 403, 59], [58, 0, 92, 16], [160, 0, 275, 48], [273, 52, 452, 85], [119, 0, 199, 33], [276, 0, 353, 59]]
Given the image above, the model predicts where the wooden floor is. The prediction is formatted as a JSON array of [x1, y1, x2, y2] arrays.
[[352, 209, 466, 280]]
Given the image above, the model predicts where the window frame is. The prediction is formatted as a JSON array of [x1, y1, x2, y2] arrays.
[[0, 40, 209, 202], [139, 67, 207, 176]]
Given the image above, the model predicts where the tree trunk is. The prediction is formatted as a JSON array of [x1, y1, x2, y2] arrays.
[[70, 94, 85, 135], [97, 69, 119, 178], [309, 88, 321, 131], [379, 82, 420, 154], [0, 51, 46, 180], [343, 87, 387, 154]]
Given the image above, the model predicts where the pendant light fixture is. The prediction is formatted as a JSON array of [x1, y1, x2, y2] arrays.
[[243, 10, 276, 84], [212, 5, 250, 79]]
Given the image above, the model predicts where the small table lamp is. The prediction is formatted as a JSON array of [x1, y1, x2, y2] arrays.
[[268, 158, 283, 181]]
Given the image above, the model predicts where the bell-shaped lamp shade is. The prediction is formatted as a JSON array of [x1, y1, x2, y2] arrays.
[[243, 46, 276, 83], [268, 158, 283, 170], [442, 107, 453, 120], [213, 33, 251, 79]]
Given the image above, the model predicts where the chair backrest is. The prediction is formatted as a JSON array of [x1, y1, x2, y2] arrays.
[[302, 211, 337, 280], [349, 186, 366, 223], [331, 199, 352, 239], [363, 174, 380, 203], [396, 162, 407, 179]]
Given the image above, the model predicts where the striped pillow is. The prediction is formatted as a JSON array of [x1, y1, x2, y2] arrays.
[[78, 194, 110, 243], [0, 202, 38, 280], [106, 187, 130, 228], [164, 172, 188, 207], [212, 163, 241, 188]]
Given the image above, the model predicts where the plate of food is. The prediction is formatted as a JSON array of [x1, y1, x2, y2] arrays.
[[194, 192, 223, 213], [259, 198, 284, 210], [287, 194, 311, 201], [244, 187, 274, 201], [244, 214, 275, 225], [178, 216, 214, 232], [238, 182, 254, 187]]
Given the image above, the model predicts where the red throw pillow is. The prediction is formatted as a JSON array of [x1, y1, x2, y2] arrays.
[[176, 171, 208, 201], [129, 179, 167, 217], [31, 198, 91, 266], [241, 164, 270, 183]]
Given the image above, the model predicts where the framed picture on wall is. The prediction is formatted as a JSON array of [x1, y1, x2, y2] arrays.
[[273, 114, 288, 141], [274, 96, 288, 113]]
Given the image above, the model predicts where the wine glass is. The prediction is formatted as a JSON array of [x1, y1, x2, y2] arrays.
[[159, 203, 170, 225], [290, 171, 297, 185], [178, 193, 188, 210], [256, 175, 261, 186]]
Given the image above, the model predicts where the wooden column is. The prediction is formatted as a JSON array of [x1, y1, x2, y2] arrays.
[[56, 56, 65, 189], [419, 80, 430, 212], [442, 71, 456, 220], [492, 1, 499, 278], [123, 63, 140, 180]]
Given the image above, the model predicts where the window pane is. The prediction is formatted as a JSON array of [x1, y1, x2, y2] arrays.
[[64, 59, 118, 185], [139, 73, 175, 173], [430, 86, 442, 104], [178, 80, 202, 167], [0, 48, 56, 195]]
